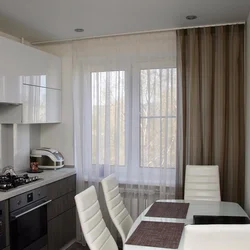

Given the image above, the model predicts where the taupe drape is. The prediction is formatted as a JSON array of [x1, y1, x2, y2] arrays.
[[176, 25, 245, 206]]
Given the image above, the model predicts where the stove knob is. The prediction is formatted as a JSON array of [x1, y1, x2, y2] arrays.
[[17, 200, 21, 206]]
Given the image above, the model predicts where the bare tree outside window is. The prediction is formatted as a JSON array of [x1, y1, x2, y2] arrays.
[[91, 68, 177, 170], [92, 71, 125, 166], [140, 68, 177, 168]]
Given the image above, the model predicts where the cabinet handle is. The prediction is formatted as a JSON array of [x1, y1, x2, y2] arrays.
[[12, 199, 52, 219]]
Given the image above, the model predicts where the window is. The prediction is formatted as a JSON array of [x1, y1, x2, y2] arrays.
[[140, 68, 177, 168], [90, 66, 177, 182], [91, 71, 125, 166]]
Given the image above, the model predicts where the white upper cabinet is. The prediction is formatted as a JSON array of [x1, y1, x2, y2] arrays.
[[0, 35, 62, 123], [20, 45, 61, 90], [0, 37, 23, 104], [0, 76, 22, 104], [22, 85, 61, 124]]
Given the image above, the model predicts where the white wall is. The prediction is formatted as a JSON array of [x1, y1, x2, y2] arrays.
[[245, 11, 250, 215], [0, 123, 41, 173], [13, 124, 41, 172], [37, 43, 74, 165]]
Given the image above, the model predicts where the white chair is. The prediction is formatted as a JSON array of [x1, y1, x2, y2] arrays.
[[183, 225, 250, 250], [184, 165, 221, 201], [101, 174, 133, 245], [75, 186, 118, 250]]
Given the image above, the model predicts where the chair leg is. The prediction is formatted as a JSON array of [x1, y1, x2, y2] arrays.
[[117, 236, 123, 250]]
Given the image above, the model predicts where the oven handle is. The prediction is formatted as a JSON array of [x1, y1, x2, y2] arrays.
[[12, 199, 52, 219]]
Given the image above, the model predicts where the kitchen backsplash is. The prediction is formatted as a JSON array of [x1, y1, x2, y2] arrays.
[[0, 124, 41, 173]]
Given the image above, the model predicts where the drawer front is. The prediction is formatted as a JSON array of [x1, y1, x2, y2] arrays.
[[48, 207, 76, 250], [47, 175, 76, 200], [47, 190, 76, 221]]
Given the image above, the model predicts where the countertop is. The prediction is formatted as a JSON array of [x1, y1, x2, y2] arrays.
[[0, 167, 76, 202]]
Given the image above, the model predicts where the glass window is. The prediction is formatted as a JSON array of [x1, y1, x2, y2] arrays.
[[140, 68, 177, 168], [91, 71, 125, 166]]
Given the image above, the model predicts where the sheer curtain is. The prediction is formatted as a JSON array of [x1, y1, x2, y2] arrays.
[[73, 31, 177, 243]]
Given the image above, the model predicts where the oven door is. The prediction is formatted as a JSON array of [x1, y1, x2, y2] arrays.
[[10, 199, 51, 250]]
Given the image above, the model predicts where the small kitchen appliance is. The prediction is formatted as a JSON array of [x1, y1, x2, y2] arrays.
[[30, 147, 64, 170]]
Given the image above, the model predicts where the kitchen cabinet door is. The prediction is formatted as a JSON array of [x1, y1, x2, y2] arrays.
[[0, 35, 62, 123], [0, 37, 23, 104], [22, 85, 47, 123], [0, 75, 22, 104], [46, 87, 61, 123], [48, 207, 76, 250], [0, 35, 61, 92], [20, 46, 61, 90], [22, 85, 61, 124], [47, 175, 76, 201]]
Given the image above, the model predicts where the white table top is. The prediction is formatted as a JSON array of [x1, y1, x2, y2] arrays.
[[124, 200, 248, 250]]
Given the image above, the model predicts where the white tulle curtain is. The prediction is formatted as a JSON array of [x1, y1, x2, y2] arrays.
[[73, 31, 177, 243]]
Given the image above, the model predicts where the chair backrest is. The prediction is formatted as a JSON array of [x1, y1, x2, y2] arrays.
[[184, 165, 221, 201], [183, 225, 250, 250], [75, 186, 118, 250], [101, 174, 133, 245]]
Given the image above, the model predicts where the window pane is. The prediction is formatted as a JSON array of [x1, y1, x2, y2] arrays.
[[92, 71, 125, 166], [140, 68, 177, 168], [140, 68, 177, 117]]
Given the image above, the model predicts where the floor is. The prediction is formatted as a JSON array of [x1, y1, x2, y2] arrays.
[[66, 242, 88, 250], [66, 241, 122, 250]]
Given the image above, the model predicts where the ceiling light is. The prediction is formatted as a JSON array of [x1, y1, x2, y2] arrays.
[[186, 15, 197, 20], [74, 28, 84, 32]]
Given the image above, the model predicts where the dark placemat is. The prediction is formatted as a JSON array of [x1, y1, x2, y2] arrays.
[[145, 202, 190, 219], [126, 221, 184, 249]]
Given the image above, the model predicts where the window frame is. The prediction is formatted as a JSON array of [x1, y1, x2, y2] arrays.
[[139, 67, 177, 168], [131, 61, 177, 185], [88, 60, 177, 186]]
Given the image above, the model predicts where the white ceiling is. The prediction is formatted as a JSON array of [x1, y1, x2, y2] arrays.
[[0, 0, 249, 43]]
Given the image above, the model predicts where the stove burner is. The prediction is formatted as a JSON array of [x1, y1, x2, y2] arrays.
[[0, 173, 39, 191]]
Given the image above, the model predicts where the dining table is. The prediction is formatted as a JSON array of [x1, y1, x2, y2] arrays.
[[124, 199, 249, 250]]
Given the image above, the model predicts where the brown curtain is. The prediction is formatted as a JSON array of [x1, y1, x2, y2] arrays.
[[176, 25, 245, 206]]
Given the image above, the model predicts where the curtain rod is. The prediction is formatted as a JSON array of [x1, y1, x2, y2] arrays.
[[32, 21, 245, 45]]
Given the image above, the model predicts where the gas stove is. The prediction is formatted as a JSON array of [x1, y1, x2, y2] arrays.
[[0, 173, 40, 191]]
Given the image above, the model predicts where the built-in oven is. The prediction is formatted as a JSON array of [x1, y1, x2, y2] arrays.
[[9, 186, 51, 250]]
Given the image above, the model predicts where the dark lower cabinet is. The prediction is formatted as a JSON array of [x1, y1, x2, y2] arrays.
[[47, 174, 76, 250], [48, 207, 76, 250], [47, 191, 75, 221], [1, 174, 76, 250]]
